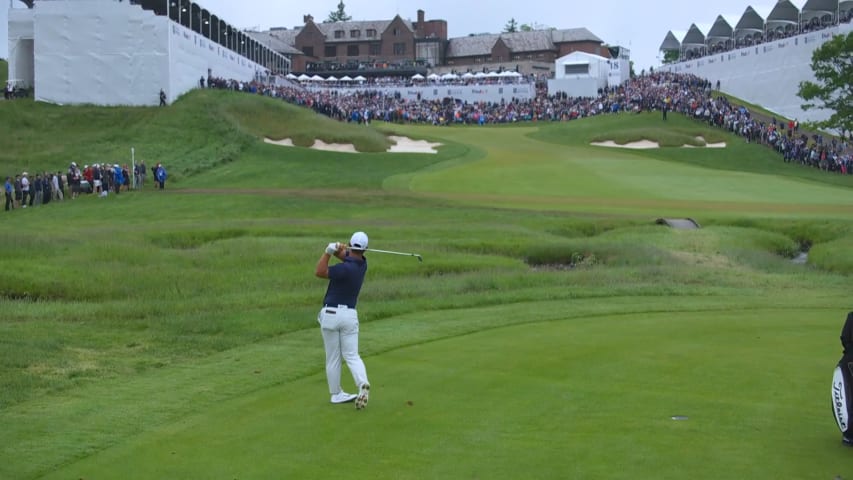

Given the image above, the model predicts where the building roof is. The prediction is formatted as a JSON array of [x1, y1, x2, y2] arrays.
[[681, 23, 706, 47], [706, 15, 734, 41], [802, 0, 839, 14], [735, 6, 765, 34], [767, 0, 800, 27], [802, 0, 839, 22], [659, 31, 681, 51], [314, 18, 413, 43], [446, 28, 603, 58], [245, 30, 304, 55], [551, 27, 604, 44]]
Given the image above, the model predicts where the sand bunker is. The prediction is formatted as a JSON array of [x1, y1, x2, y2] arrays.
[[264, 138, 295, 147], [264, 136, 442, 154], [690, 136, 727, 148], [311, 139, 358, 153], [388, 135, 442, 154], [591, 137, 727, 149], [591, 140, 660, 149]]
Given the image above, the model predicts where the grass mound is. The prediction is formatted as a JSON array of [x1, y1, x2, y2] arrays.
[[0, 89, 390, 180]]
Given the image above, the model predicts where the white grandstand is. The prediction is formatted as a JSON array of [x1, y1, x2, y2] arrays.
[[659, 0, 853, 124], [6, 0, 290, 106]]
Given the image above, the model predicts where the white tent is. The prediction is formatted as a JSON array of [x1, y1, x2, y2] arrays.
[[461, 72, 475, 79], [325, 75, 338, 82], [485, 71, 501, 78], [285, 73, 298, 80], [412, 73, 425, 80], [474, 72, 487, 79], [354, 75, 366, 82], [548, 51, 609, 98], [427, 73, 440, 81], [500, 71, 521, 77], [340, 75, 353, 81], [310, 75, 324, 81], [298, 74, 311, 81], [440, 73, 458, 81]]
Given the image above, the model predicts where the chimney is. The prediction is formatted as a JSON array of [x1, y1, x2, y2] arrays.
[[303, 14, 314, 24], [417, 10, 425, 25]]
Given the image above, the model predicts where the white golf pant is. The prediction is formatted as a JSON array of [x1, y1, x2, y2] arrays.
[[318, 306, 369, 395]]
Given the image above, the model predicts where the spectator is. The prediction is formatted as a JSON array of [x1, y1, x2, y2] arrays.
[[14, 174, 22, 208], [20, 172, 29, 208], [159, 89, 167, 106], [54, 171, 64, 201], [155, 163, 167, 189], [4, 176, 13, 211]]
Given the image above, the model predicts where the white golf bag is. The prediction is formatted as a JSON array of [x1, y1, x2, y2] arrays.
[[832, 312, 853, 444]]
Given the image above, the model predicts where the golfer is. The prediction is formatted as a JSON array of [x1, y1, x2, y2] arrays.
[[315, 231, 371, 409]]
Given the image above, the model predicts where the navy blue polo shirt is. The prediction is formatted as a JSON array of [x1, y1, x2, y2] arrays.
[[323, 255, 367, 308]]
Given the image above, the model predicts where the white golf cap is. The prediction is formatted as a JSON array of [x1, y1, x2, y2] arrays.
[[350, 231, 368, 250]]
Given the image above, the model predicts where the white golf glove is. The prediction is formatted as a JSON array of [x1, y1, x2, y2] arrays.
[[325, 242, 339, 255]]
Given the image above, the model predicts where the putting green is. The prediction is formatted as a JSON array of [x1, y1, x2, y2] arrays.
[[40, 307, 852, 480], [383, 125, 853, 217]]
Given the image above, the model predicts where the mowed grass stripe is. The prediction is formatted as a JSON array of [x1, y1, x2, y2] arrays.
[[38, 308, 851, 480], [386, 126, 853, 211]]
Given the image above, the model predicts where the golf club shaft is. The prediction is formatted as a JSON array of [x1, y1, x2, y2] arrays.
[[364, 248, 423, 261]]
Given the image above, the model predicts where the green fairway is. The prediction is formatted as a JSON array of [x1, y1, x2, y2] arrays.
[[2, 89, 853, 480], [32, 304, 853, 479]]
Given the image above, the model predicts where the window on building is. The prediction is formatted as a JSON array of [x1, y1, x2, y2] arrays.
[[564, 64, 589, 75], [393, 42, 406, 55], [347, 45, 359, 56], [393, 28, 399, 36], [303, 46, 314, 57], [334, 30, 344, 39], [350, 30, 360, 38], [325, 45, 337, 57], [366, 29, 377, 38], [369, 43, 381, 55]]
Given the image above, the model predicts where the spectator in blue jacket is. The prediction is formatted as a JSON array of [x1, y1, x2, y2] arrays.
[[113, 164, 124, 194], [155, 163, 167, 189]]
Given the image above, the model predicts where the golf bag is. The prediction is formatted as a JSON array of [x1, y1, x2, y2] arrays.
[[831, 311, 853, 444]]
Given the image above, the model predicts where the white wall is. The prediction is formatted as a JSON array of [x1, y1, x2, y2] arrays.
[[1, 2, 9, 60], [9, 0, 269, 105], [7, 7, 33, 85], [167, 22, 267, 103], [33, 1, 168, 105], [660, 23, 853, 124], [547, 77, 602, 98], [305, 82, 535, 104]]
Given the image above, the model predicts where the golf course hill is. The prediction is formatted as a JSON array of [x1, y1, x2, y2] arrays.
[[1, 84, 848, 191]]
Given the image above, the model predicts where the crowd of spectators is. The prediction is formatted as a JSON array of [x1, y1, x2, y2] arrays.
[[4, 161, 168, 213]]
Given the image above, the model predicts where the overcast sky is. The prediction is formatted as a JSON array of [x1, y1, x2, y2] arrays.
[[3, 0, 799, 72]]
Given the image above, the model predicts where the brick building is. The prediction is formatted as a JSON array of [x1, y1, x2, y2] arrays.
[[252, 9, 608, 77]]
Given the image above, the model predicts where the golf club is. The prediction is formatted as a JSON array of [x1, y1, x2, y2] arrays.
[[363, 248, 423, 262]]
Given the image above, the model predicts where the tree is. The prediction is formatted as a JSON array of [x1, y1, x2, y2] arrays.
[[797, 31, 853, 133], [520, 24, 533, 32], [325, 1, 351, 23], [662, 50, 680, 64], [504, 18, 518, 33]]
